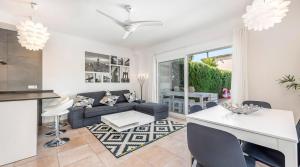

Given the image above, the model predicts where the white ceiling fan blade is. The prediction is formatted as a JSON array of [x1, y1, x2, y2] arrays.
[[123, 31, 133, 39], [130, 21, 163, 27], [96, 9, 126, 27]]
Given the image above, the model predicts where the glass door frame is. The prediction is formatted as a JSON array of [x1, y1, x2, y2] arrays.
[[155, 54, 189, 115]]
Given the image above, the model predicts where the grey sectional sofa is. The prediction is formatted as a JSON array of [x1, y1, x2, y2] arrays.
[[68, 90, 168, 129]]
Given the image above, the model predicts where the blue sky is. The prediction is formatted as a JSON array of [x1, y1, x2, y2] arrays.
[[191, 47, 232, 62]]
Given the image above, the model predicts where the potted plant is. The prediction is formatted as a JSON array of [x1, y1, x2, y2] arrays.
[[279, 75, 300, 90]]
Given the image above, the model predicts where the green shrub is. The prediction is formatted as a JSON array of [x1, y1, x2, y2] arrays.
[[202, 57, 217, 67], [189, 62, 231, 96]]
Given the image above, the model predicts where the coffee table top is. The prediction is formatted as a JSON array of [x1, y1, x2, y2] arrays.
[[101, 110, 153, 128]]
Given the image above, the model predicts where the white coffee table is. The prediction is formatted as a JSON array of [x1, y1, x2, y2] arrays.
[[101, 110, 154, 132]]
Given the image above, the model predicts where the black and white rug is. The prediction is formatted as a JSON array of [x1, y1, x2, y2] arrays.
[[87, 119, 185, 158]]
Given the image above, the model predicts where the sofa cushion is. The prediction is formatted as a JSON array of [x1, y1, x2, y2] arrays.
[[78, 91, 106, 107], [100, 95, 119, 106], [73, 95, 94, 108], [114, 102, 136, 112], [84, 106, 118, 118], [111, 90, 130, 103], [124, 92, 137, 103]]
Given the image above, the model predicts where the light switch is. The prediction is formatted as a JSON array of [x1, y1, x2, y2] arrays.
[[28, 85, 38, 89]]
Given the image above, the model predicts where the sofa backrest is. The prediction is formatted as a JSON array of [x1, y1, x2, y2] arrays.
[[78, 90, 130, 107]]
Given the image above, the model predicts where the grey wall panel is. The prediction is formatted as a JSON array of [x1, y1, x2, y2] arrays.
[[0, 28, 42, 91]]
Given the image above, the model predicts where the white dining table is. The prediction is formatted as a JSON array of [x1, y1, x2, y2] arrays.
[[186, 105, 298, 167]]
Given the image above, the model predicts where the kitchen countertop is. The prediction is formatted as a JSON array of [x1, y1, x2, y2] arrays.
[[0, 90, 60, 102]]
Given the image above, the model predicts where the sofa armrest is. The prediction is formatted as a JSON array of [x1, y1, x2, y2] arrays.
[[68, 107, 85, 129]]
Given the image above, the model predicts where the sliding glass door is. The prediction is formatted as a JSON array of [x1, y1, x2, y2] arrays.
[[158, 58, 186, 115], [156, 47, 232, 116]]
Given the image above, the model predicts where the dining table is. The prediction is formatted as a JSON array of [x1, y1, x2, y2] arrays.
[[186, 105, 298, 167], [160, 90, 218, 107]]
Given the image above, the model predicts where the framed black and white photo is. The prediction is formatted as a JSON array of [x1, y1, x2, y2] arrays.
[[118, 57, 123, 65], [121, 66, 130, 83], [111, 56, 117, 65], [124, 58, 130, 66], [111, 66, 120, 83], [103, 74, 111, 83], [85, 52, 110, 73], [95, 73, 102, 83], [85, 73, 95, 83]]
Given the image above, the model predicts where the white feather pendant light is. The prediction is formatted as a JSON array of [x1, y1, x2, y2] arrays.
[[242, 0, 291, 31], [16, 2, 50, 51]]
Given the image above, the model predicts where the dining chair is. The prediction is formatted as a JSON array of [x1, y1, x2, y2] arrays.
[[242, 100, 272, 109], [206, 101, 217, 108], [172, 98, 184, 114], [189, 105, 203, 114], [187, 123, 255, 167], [242, 120, 300, 167]]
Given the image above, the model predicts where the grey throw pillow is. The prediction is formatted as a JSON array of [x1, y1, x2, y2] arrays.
[[100, 91, 119, 106], [124, 92, 137, 103], [73, 95, 94, 108]]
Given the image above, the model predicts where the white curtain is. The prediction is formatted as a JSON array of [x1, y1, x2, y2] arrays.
[[231, 27, 249, 104]]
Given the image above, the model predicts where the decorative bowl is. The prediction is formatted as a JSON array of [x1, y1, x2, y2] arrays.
[[222, 102, 261, 115]]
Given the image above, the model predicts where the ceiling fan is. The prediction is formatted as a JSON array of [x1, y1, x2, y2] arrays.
[[96, 5, 163, 39]]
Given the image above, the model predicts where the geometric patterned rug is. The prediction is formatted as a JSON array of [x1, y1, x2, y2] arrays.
[[86, 119, 185, 158]]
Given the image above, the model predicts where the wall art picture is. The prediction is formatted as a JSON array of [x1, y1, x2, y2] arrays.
[[111, 56, 117, 65], [85, 52, 110, 73], [103, 74, 111, 83], [85, 73, 95, 83], [124, 58, 130, 66], [121, 66, 130, 83], [111, 65, 120, 83], [118, 57, 123, 65], [95, 73, 102, 83], [85, 51, 130, 83]]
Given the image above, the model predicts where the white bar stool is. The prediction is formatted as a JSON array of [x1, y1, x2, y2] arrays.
[[42, 99, 73, 148], [44, 96, 70, 136]]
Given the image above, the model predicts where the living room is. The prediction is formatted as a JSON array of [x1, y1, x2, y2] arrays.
[[0, 0, 300, 167]]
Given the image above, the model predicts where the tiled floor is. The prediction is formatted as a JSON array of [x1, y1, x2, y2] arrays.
[[3, 118, 268, 167]]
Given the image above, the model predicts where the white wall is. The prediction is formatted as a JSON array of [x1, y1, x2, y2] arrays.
[[43, 31, 138, 97], [247, 0, 300, 120]]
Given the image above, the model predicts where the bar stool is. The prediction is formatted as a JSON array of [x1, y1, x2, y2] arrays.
[[44, 96, 70, 136], [42, 99, 73, 148]]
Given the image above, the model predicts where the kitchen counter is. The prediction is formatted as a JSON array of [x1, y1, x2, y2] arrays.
[[0, 91, 60, 102], [0, 90, 60, 166]]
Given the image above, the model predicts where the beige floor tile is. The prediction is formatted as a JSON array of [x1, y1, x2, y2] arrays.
[[57, 135, 89, 153], [138, 145, 179, 167], [64, 154, 106, 167], [97, 150, 119, 167], [1, 163, 14, 167], [14, 155, 59, 167], [58, 144, 95, 166], [88, 142, 107, 154], [83, 133, 101, 144], [115, 156, 152, 167]]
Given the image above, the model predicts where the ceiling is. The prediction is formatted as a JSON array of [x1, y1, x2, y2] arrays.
[[0, 0, 251, 48]]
